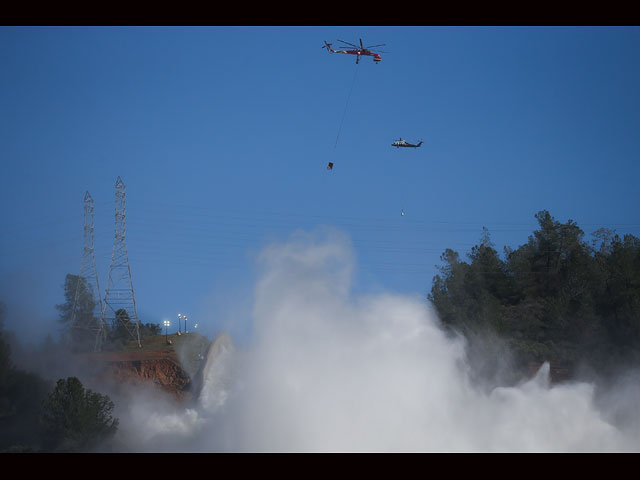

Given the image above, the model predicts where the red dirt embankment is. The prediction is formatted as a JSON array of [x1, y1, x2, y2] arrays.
[[100, 357, 192, 401], [83, 333, 210, 403]]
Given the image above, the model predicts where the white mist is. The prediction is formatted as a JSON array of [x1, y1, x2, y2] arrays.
[[116, 227, 640, 452]]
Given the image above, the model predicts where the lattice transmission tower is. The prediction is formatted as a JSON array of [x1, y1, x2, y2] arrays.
[[104, 176, 141, 347], [70, 191, 107, 351]]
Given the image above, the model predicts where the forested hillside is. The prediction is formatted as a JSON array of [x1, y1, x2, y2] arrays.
[[429, 210, 640, 382]]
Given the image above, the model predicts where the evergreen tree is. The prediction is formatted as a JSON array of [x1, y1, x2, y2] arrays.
[[0, 303, 50, 452], [41, 376, 118, 452], [56, 274, 101, 352], [429, 210, 640, 381]]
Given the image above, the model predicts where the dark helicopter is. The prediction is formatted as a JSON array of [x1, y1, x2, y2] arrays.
[[392, 138, 423, 148]]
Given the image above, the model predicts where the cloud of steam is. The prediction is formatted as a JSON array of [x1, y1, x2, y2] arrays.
[[115, 227, 640, 452]]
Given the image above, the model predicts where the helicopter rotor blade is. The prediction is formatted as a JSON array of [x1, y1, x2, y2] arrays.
[[337, 39, 359, 48], [364, 43, 386, 49]]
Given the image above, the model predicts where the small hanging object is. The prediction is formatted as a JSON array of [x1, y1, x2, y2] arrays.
[[327, 162, 334, 170]]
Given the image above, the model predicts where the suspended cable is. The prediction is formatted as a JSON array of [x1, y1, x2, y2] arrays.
[[334, 62, 360, 149]]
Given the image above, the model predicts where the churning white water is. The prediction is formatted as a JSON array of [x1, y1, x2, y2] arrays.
[[117, 227, 640, 452]]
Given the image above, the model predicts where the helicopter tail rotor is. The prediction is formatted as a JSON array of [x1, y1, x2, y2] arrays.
[[322, 41, 334, 52]]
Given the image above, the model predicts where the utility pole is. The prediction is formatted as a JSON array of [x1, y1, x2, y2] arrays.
[[104, 176, 141, 347], [70, 191, 107, 351]]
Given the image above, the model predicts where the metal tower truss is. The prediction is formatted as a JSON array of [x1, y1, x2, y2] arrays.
[[70, 191, 107, 351], [104, 176, 141, 347]]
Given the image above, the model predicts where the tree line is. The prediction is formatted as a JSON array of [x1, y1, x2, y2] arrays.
[[0, 302, 118, 452], [1, 269, 176, 451], [428, 210, 640, 382], [1, 270, 171, 451]]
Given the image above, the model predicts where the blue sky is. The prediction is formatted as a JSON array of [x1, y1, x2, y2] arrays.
[[1, 26, 639, 344]]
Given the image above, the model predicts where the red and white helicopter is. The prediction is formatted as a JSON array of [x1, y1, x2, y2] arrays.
[[322, 38, 386, 64]]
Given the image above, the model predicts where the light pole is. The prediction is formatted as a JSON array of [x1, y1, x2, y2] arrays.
[[163, 320, 170, 343], [177, 313, 183, 334], [184, 315, 188, 333]]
